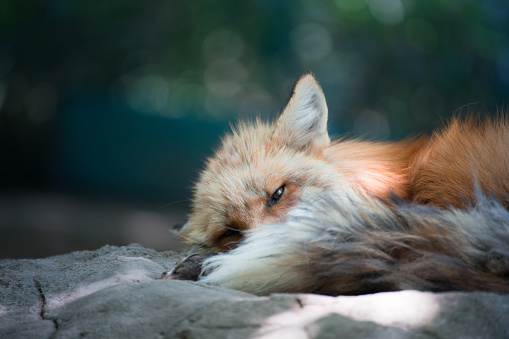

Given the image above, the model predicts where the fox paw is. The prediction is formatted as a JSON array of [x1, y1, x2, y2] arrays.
[[161, 254, 209, 281]]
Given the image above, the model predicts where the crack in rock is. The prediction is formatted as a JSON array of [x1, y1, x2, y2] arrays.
[[34, 278, 59, 336]]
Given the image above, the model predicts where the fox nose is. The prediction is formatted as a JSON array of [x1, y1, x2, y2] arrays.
[[172, 222, 186, 231]]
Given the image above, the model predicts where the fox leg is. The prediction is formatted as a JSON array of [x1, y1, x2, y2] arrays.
[[161, 253, 210, 281]]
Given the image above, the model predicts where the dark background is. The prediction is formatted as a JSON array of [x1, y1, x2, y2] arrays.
[[1, 0, 508, 258]]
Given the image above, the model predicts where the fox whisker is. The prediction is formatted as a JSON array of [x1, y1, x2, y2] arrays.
[[155, 199, 190, 211]]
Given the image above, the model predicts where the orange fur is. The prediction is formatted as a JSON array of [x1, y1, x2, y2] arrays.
[[410, 117, 509, 207], [324, 137, 428, 199]]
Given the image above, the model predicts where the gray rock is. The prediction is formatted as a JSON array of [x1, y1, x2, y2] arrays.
[[1, 244, 508, 338]]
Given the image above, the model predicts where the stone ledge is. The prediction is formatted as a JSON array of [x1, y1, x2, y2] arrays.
[[1, 244, 508, 338]]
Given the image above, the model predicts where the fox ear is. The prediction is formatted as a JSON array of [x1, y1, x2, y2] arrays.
[[273, 72, 330, 152]]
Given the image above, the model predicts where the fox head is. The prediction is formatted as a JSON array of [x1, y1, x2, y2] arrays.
[[177, 72, 349, 251]]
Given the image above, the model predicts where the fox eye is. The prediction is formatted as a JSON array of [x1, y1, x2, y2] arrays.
[[267, 184, 285, 207], [221, 226, 241, 239], [216, 226, 244, 251]]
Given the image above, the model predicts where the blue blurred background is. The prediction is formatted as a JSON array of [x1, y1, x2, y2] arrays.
[[1, 0, 508, 258]]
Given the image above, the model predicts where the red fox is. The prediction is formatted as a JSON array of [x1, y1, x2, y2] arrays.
[[164, 72, 509, 295]]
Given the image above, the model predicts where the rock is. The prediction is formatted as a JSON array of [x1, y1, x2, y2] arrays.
[[1, 244, 508, 338]]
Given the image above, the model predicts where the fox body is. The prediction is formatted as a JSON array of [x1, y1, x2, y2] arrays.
[[169, 72, 509, 295]]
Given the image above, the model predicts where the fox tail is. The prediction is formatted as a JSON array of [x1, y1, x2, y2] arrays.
[[199, 192, 509, 295]]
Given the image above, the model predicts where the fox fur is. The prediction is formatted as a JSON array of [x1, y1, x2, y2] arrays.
[[168, 72, 509, 296]]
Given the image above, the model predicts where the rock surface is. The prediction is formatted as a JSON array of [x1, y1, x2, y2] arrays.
[[1, 244, 508, 338]]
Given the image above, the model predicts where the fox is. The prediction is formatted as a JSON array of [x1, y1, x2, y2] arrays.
[[163, 72, 509, 296]]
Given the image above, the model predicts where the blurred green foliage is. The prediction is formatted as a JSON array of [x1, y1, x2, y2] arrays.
[[0, 0, 508, 203]]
